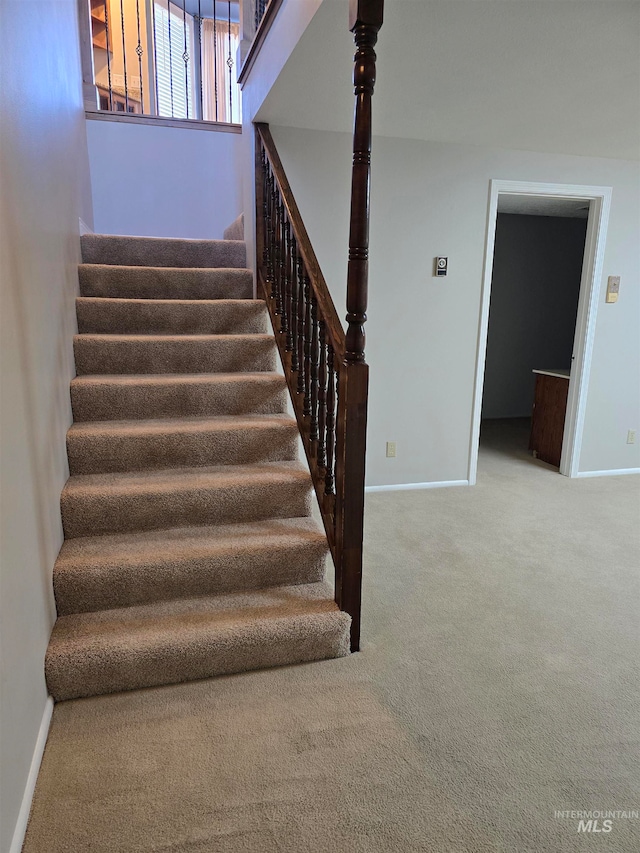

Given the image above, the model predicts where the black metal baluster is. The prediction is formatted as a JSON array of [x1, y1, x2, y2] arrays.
[[282, 219, 291, 350], [296, 257, 305, 395], [261, 150, 270, 279], [167, 0, 175, 116], [119, 0, 130, 112], [317, 321, 327, 468], [278, 200, 286, 323], [267, 168, 276, 297], [182, 0, 189, 117], [310, 296, 319, 442], [135, 0, 144, 111], [103, 0, 114, 110], [197, 0, 203, 119], [303, 275, 312, 417], [325, 346, 336, 495], [227, 1, 233, 121], [290, 237, 299, 372], [273, 195, 282, 315], [213, 10, 218, 120]]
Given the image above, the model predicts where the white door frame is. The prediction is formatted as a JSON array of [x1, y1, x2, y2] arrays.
[[468, 179, 612, 484]]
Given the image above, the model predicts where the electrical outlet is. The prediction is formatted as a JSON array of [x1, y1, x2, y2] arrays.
[[386, 441, 396, 458], [627, 430, 636, 445]]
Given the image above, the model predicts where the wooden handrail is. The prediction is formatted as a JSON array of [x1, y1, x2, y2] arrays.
[[254, 0, 383, 652]]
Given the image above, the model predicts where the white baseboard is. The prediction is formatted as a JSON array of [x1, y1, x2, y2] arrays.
[[9, 697, 54, 853], [576, 467, 640, 479], [78, 217, 93, 235], [365, 479, 469, 493]]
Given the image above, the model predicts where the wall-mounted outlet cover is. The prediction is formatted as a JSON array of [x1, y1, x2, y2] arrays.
[[386, 441, 397, 458], [627, 429, 636, 445]]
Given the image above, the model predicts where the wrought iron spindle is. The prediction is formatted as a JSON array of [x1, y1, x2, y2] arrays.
[[325, 345, 336, 495], [283, 219, 292, 351], [303, 275, 312, 416], [213, 11, 218, 120], [290, 237, 299, 372], [167, 0, 175, 116], [278, 200, 286, 325], [273, 195, 282, 315], [227, 1, 233, 121], [317, 321, 327, 468], [103, 0, 114, 110], [262, 151, 271, 278], [267, 169, 276, 298], [119, 0, 130, 112], [296, 256, 306, 395], [310, 296, 319, 442], [197, 0, 203, 118], [182, 0, 190, 117], [135, 0, 144, 111]]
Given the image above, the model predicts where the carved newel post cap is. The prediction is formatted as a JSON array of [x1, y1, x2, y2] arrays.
[[349, 0, 384, 32]]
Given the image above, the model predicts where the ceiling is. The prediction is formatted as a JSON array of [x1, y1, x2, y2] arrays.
[[258, 0, 640, 161], [497, 195, 590, 218]]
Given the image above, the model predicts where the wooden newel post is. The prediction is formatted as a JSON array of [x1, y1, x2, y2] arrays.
[[345, 0, 383, 363], [336, 0, 383, 653]]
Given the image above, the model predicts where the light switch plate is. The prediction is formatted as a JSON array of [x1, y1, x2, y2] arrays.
[[606, 276, 620, 303]]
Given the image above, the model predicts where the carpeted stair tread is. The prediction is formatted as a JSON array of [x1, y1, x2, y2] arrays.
[[70, 372, 288, 421], [54, 518, 328, 614], [76, 297, 268, 335], [78, 265, 253, 300], [74, 333, 277, 375], [81, 235, 246, 269], [66, 414, 299, 474], [61, 461, 313, 538], [46, 581, 350, 700]]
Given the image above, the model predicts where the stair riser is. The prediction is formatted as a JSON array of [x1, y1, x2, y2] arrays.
[[76, 299, 268, 335], [78, 266, 253, 300], [67, 426, 299, 474], [81, 235, 246, 268], [46, 612, 351, 701], [74, 336, 277, 375], [71, 378, 288, 421], [61, 480, 312, 538], [55, 541, 327, 615]]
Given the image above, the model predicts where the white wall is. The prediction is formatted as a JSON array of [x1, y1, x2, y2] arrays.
[[86, 118, 243, 238], [239, 0, 324, 279], [269, 126, 640, 485], [0, 2, 93, 850], [482, 214, 587, 420]]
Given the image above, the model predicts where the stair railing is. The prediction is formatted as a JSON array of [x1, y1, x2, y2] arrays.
[[254, 0, 383, 652]]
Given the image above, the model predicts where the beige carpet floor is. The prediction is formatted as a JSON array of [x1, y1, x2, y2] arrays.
[[23, 420, 640, 852]]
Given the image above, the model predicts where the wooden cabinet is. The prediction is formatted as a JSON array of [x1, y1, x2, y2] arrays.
[[529, 370, 570, 468]]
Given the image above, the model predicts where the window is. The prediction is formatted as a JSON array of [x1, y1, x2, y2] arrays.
[[154, 1, 196, 119]]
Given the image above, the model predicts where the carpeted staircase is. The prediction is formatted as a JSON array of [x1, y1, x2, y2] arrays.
[[45, 232, 350, 702]]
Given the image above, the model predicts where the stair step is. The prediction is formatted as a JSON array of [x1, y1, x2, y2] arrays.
[[70, 372, 288, 421], [46, 581, 350, 701], [76, 297, 268, 335], [78, 265, 253, 300], [223, 213, 244, 241], [67, 414, 299, 474], [61, 462, 312, 538], [81, 235, 246, 269], [73, 333, 277, 375], [54, 518, 328, 615]]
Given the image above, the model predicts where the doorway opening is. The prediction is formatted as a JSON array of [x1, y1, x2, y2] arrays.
[[469, 180, 612, 483]]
